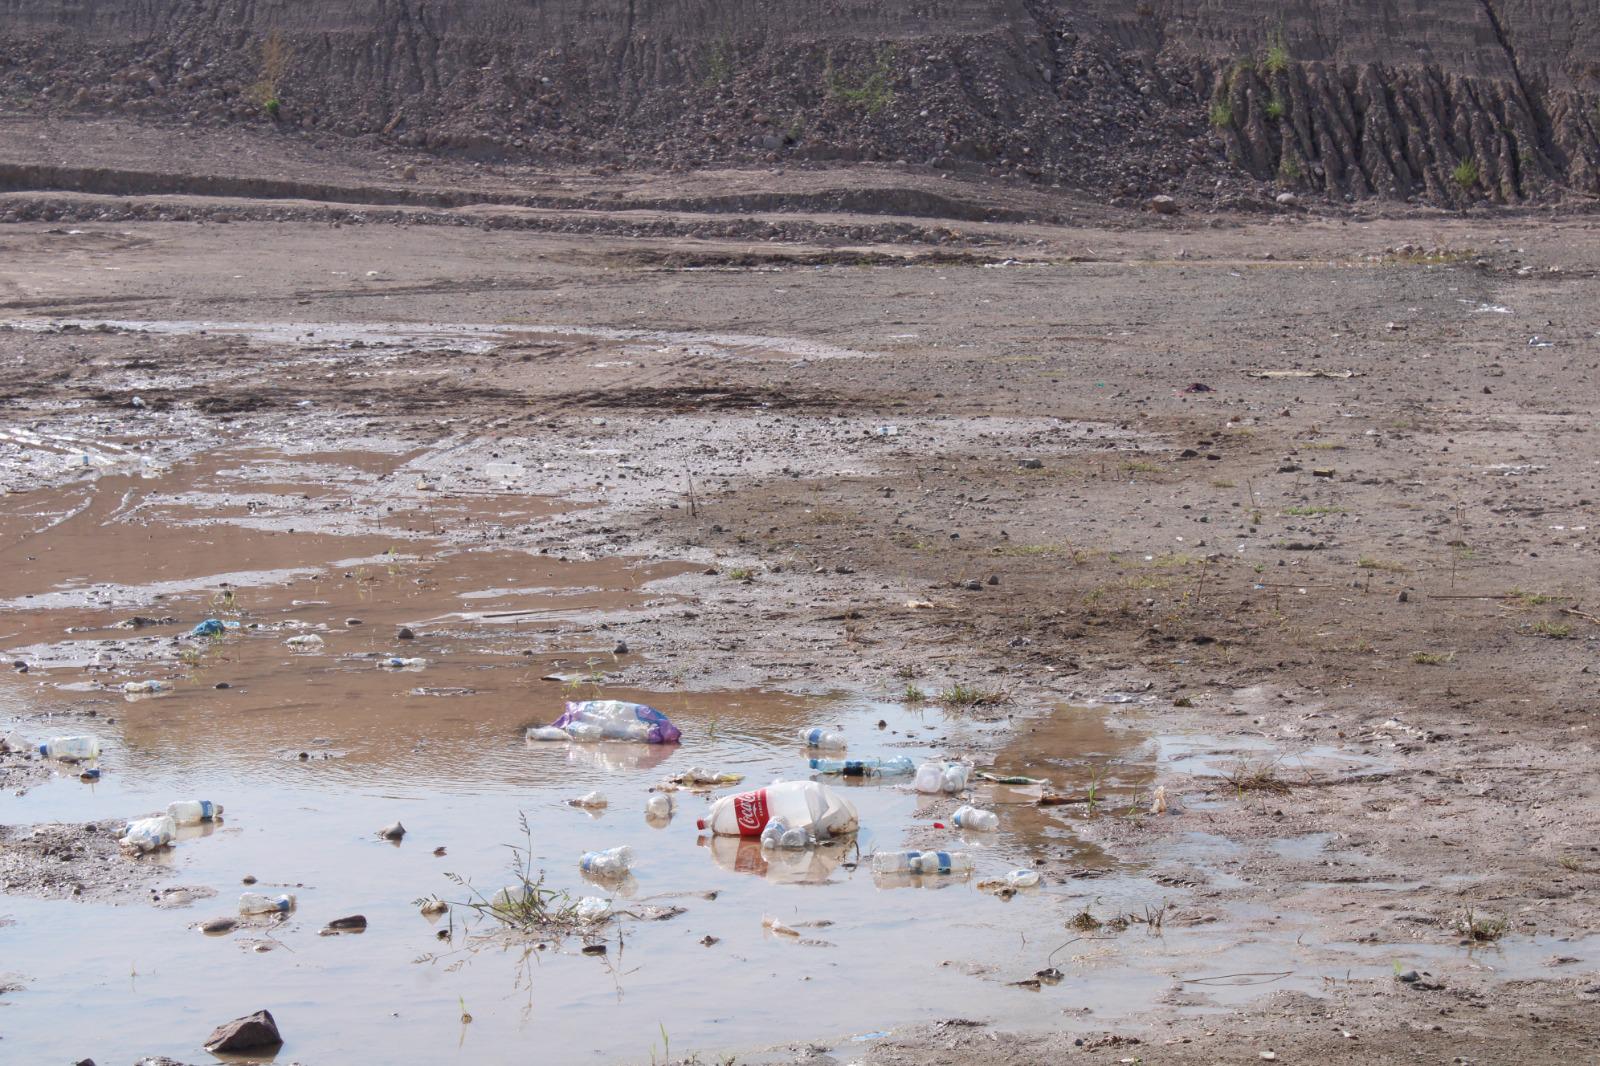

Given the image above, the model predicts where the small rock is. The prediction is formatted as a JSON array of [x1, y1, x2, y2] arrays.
[[1275, 192, 1298, 206], [962, 579, 983, 591], [214, 682, 230, 690], [986, 575, 999, 586], [345, 617, 363, 626], [396, 626, 416, 641], [613, 640, 628, 655], [1398, 590, 1409, 603], [581, 943, 608, 956], [1148, 194, 1180, 215], [200, 916, 237, 934], [241, 875, 257, 885], [1016, 458, 1043, 470], [1397, 969, 1421, 983], [378, 821, 406, 841], [700, 934, 720, 946], [204, 1009, 282, 1053], [433, 846, 446, 856], [326, 914, 368, 930]]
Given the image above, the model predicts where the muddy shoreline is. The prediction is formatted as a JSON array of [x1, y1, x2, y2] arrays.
[[2, 143, 1599, 1063]]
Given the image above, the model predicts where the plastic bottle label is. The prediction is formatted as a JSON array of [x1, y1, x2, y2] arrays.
[[733, 789, 770, 836]]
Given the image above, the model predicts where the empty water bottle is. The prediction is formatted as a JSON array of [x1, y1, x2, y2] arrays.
[[809, 755, 916, 777], [565, 722, 605, 742], [378, 657, 426, 669], [121, 680, 171, 695], [38, 735, 101, 761], [799, 728, 847, 751], [526, 726, 569, 742], [760, 819, 812, 849], [1004, 869, 1041, 888], [119, 814, 175, 853], [578, 845, 634, 879], [239, 892, 296, 915], [285, 634, 323, 649], [871, 850, 974, 876], [167, 800, 223, 825], [914, 760, 971, 794], [573, 896, 611, 923], [951, 804, 999, 831], [644, 793, 675, 819], [568, 791, 608, 809]]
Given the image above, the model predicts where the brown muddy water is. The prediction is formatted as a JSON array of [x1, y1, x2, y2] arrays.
[[1, 447, 1590, 1064]]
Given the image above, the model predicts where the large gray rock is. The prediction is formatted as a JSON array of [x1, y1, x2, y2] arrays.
[[203, 1009, 282, 1053]]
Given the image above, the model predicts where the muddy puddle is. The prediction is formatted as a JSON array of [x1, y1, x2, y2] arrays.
[[3, 447, 1589, 1064]]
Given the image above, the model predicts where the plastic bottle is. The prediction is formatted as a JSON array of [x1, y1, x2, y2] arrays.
[[760, 819, 813, 850], [871, 850, 974, 876], [119, 814, 176, 853], [799, 728, 847, 751], [285, 634, 323, 649], [121, 680, 171, 695], [644, 793, 675, 819], [809, 755, 916, 777], [379, 657, 427, 669], [915, 760, 971, 794], [697, 780, 860, 840], [573, 896, 611, 923], [565, 722, 605, 742], [951, 805, 999, 831], [578, 845, 634, 879], [239, 892, 296, 914], [525, 726, 569, 742], [569, 791, 608, 809], [167, 800, 223, 825], [1004, 869, 1042, 888], [38, 736, 101, 761]]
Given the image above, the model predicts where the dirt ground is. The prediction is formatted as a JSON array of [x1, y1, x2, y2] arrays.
[[2, 119, 1599, 1063]]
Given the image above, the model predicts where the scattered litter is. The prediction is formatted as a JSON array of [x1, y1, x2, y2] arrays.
[[378, 821, 406, 841], [239, 893, 296, 915], [904, 599, 937, 609], [1244, 369, 1361, 379], [547, 699, 681, 743], [974, 771, 1048, 786], [699, 780, 859, 840], [168, 800, 223, 825], [419, 899, 449, 917], [1469, 303, 1513, 314], [872, 850, 974, 875], [951, 804, 999, 831], [645, 793, 676, 819], [579, 845, 634, 878], [574, 897, 612, 923], [760, 819, 814, 849], [188, 619, 240, 638], [914, 761, 972, 794], [799, 727, 847, 751], [121, 679, 172, 695], [1150, 785, 1169, 815], [120, 814, 176, 853], [378, 656, 427, 669], [872, 425, 901, 437], [568, 791, 608, 809], [525, 726, 571, 742], [37, 735, 101, 761], [668, 767, 744, 789], [809, 755, 915, 777], [285, 634, 324, 649]]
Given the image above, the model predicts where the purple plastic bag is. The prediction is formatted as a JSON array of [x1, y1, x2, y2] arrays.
[[551, 700, 682, 744]]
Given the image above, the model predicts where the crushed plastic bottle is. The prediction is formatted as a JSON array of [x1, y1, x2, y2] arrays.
[[285, 634, 324, 649], [759, 819, 813, 850], [951, 804, 999, 831], [568, 791, 608, 809], [38, 735, 101, 761], [119, 814, 176, 853], [644, 793, 675, 819], [525, 726, 570, 742], [1003, 869, 1041, 888], [549, 700, 681, 744], [239, 892, 296, 914], [698, 780, 859, 840], [809, 755, 916, 777], [578, 845, 634, 879], [914, 760, 971, 794], [378, 656, 427, 669], [799, 728, 847, 751], [573, 896, 612, 923], [167, 800, 223, 825], [871, 850, 974, 876], [121, 680, 171, 695]]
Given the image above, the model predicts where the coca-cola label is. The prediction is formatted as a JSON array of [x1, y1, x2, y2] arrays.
[[733, 788, 770, 836]]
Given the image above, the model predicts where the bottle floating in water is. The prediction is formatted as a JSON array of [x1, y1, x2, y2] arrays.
[[239, 892, 296, 915], [121, 680, 171, 695], [38, 736, 101, 761], [644, 793, 675, 819], [871, 850, 974, 876], [578, 845, 634, 879], [525, 726, 569, 742], [951, 805, 999, 831], [914, 761, 971, 794], [809, 755, 915, 778], [568, 791, 608, 809], [799, 728, 847, 751], [1003, 869, 1041, 888], [167, 800, 223, 825]]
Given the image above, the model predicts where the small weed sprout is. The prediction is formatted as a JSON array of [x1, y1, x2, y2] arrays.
[[1222, 757, 1292, 795], [1209, 99, 1235, 129], [902, 682, 926, 704], [1455, 905, 1507, 942], [1452, 158, 1480, 189], [1531, 620, 1571, 639], [415, 813, 582, 933], [936, 683, 1008, 709], [1263, 33, 1290, 74], [1264, 96, 1286, 120], [250, 30, 291, 117], [1411, 651, 1454, 666], [827, 48, 896, 113]]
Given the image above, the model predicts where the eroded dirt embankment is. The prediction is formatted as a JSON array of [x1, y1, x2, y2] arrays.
[[1, 0, 1597, 204]]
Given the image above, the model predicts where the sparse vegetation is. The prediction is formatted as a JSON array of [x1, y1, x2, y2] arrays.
[[1411, 651, 1454, 666], [415, 814, 582, 933], [704, 39, 733, 86], [936, 683, 1008, 709], [1452, 158, 1480, 190], [1454, 905, 1507, 943], [902, 683, 926, 704], [1264, 96, 1286, 121], [1209, 99, 1235, 129], [1222, 757, 1292, 794], [250, 30, 291, 117], [1358, 556, 1406, 572], [827, 49, 896, 113], [1284, 504, 1345, 516], [1069, 909, 1102, 931], [726, 567, 755, 583], [1531, 620, 1572, 639], [1263, 32, 1291, 74]]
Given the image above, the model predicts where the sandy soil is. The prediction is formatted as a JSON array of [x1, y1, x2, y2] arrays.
[[2, 125, 1598, 1063]]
